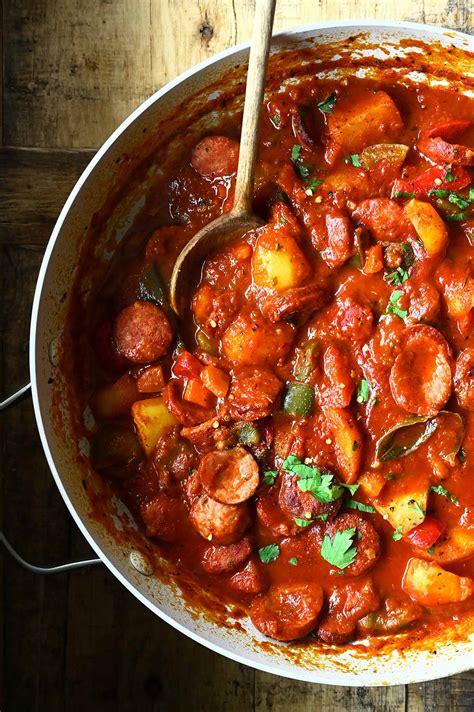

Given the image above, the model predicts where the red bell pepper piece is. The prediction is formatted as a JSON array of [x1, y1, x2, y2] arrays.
[[173, 351, 203, 380], [405, 517, 443, 549], [426, 119, 471, 140], [391, 165, 471, 198]]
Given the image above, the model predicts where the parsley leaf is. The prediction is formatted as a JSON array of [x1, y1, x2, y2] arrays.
[[427, 545, 435, 555], [356, 379, 370, 404], [430, 484, 459, 506], [272, 114, 281, 126], [385, 266, 409, 286], [258, 543, 280, 564], [470, 187, 474, 202], [321, 528, 357, 569], [445, 212, 466, 222], [409, 500, 425, 517], [317, 93, 337, 114], [349, 154, 360, 167], [262, 471, 277, 487], [282, 455, 354, 503], [427, 189, 450, 199], [386, 290, 408, 319], [392, 526, 403, 541], [393, 191, 415, 199], [305, 177, 323, 195], [445, 169, 455, 183], [449, 193, 470, 210], [345, 499, 376, 513], [291, 144, 302, 162], [294, 517, 313, 527], [288, 557, 298, 566]]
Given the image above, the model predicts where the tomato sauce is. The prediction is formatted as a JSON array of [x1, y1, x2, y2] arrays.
[[73, 68, 474, 646]]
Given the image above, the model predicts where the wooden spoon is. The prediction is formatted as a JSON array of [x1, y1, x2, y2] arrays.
[[170, 0, 277, 316]]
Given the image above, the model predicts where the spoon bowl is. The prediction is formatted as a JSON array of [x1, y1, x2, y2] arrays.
[[169, 0, 276, 317]]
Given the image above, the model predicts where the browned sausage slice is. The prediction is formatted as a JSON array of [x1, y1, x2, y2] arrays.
[[259, 284, 326, 323], [228, 367, 282, 421], [390, 325, 452, 416], [279, 472, 342, 522], [114, 301, 173, 364], [140, 493, 185, 542], [200, 537, 252, 574], [229, 559, 268, 594], [317, 577, 379, 644], [250, 583, 323, 641], [324, 513, 381, 576], [454, 347, 474, 411], [191, 136, 239, 177], [189, 494, 251, 544], [256, 484, 299, 537], [198, 447, 260, 504]]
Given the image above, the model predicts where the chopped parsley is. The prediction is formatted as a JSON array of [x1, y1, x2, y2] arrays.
[[445, 169, 455, 183], [262, 470, 277, 487], [275, 186, 286, 202], [288, 557, 298, 566], [282, 456, 359, 503], [356, 379, 370, 404], [272, 114, 281, 126], [470, 187, 474, 202], [385, 266, 410, 286], [317, 93, 337, 114], [392, 526, 403, 541], [349, 154, 361, 167], [345, 499, 376, 513], [258, 543, 280, 564], [386, 290, 408, 319], [409, 500, 425, 517], [321, 528, 357, 569], [430, 484, 459, 506], [427, 546, 435, 555], [294, 517, 313, 527], [290, 143, 312, 180], [305, 177, 324, 194], [393, 191, 415, 199], [445, 212, 466, 222]]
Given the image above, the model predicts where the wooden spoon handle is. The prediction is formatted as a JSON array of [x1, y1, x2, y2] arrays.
[[232, 0, 277, 217]]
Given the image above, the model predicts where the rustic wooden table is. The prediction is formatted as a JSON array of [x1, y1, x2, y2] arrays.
[[1, 1, 473, 710]]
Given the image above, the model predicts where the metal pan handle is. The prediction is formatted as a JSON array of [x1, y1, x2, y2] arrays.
[[1, 384, 102, 574]]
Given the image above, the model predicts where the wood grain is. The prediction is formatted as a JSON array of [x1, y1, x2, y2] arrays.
[[2, 1, 474, 710]]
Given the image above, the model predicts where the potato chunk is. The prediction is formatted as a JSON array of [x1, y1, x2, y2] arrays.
[[132, 397, 178, 455], [252, 231, 311, 291], [403, 558, 473, 606], [326, 90, 403, 162], [404, 199, 448, 257], [323, 406, 362, 484], [374, 475, 429, 534]]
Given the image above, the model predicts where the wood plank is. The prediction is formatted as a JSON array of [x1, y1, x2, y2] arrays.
[[407, 672, 474, 711], [255, 672, 406, 711], [0, 147, 94, 231], [0, 242, 72, 711], [4, 1, 471, 150]]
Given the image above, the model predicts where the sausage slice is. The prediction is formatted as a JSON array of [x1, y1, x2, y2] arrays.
[[250, 583, 323, 641], [200, 537, 252, 574], [114, 301, 173, 364], [390, 325, 452, 416], [279, 472, 342, 522], [189, 494, 250, 544], [454, 347, 474, 411], [227, 367, 282, 421], [198, 447, 260, 504], [324, 513, 381, 576], [191, 135, 239, 177]]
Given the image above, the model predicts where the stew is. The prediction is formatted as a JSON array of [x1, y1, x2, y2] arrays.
[[80, 72, 474, 646]]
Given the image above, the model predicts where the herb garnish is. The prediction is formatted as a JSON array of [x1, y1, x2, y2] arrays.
[[345, 499, 376, 513], [272, 114, 281, 126], [294, 517, 313, 527], [409, 500, 425, 517], [258, 543, 280, 564], [282, 456, 359, 503], [262, 471, 277, 487], [393, 191, 415, 199], [321, 528, 357, 569], [445, 169, 455, 183], [317, 93, 337, 114], [288, 557, 298, 566], [386, 290, 408, 319], [392, 526, 403, 541], [385, 266, 409, 286], [349, 154, 361, 167], [356, 379, 370, 404], [291, 143, 312, 179], [430, 484, 459, 506]]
